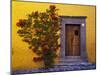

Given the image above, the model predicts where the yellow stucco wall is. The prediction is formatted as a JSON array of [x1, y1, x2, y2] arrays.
[[12, 1, 96, 70]]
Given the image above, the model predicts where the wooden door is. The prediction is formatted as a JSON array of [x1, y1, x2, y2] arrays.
[[65, 24, 80, 56]]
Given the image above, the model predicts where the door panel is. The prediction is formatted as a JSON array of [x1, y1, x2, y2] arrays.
[[65, 24, 80, 56]]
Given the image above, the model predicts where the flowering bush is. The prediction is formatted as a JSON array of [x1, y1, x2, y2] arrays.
[[16, 5, 61, 68]]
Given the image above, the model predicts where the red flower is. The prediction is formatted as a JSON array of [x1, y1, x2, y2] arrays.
[[23, 38, 31, 43], [16, 22, 21, 27], [34, 11, 38, 16], [33, 57, 37, 62], [29, 46, 32, 49], [50, 5, 56, 9], [59, 25, 62, 29], [50, 14, 59, 20], [42, 49, 48, 55], [31, 11, 34, 15], [16, 19, 26, 27], [51, 47, 57, 51], [35, 11, 38, 14], [58, 44, 61, 47], [33, 57, 43, 62], [32, 49, 37, 53]]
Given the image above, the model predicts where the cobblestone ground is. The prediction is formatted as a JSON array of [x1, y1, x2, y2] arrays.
[[12, 62, 96, 75]]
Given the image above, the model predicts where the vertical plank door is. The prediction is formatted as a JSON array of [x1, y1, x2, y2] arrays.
[[65, 24, 80, 56]]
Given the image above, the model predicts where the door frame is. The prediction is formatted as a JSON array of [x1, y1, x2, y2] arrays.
[[60, 16, 87, 60]]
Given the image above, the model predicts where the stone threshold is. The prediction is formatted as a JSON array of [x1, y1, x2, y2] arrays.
[[12, 63, 96, 75]]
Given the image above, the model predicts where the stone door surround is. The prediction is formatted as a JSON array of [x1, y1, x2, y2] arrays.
[[60, 16, 87, 60]]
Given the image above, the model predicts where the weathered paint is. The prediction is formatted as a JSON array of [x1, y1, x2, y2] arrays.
[[12, 1, 96, 70]]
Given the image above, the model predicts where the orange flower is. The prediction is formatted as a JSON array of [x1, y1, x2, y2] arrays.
[[50, 5, 56, 9], [34, 11, 38, 16], [16, 22, 21, 27], [50, 14, 59, 20], [16, 19, 26, 27], [33, 57, 43, 62]]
